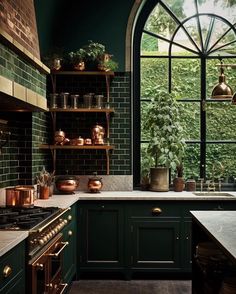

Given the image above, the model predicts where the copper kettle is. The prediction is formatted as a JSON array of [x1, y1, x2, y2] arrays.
[[88, 172, 103, 193], [91, 123, 105, 145]]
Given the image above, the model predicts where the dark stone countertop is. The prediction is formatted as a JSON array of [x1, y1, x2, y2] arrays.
[[191, 210, 236, 261]]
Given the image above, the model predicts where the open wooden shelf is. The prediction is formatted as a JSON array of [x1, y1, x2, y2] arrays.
[[49, 107, 114, 113], [51, 70, 115, 76], [40, 144, 114, 150]]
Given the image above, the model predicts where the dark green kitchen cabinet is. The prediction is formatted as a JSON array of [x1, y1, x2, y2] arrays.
[[78, 201, 124, 272], [126, 202, 182, 273], [62, 203, 77, 286], [0, 241, 25, 294], [77, 199, 236, 277], [128, 218, 181, 271]]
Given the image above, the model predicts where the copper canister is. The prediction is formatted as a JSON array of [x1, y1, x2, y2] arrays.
[[5, 188, 20, 207], [15, 186, 35, 208]]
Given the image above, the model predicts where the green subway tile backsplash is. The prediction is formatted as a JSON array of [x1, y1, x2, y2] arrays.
[[0, 71, 131, 188], [0, 43, 46, 96]]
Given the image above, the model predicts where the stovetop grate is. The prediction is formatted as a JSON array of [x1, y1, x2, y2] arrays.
[[0, 206, 60, 230]]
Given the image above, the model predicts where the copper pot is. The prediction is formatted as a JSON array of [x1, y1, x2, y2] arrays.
[[84, 138, 92, 145], [70, 137, 84, 146], [88, 173, 103, 193], [55, 176, 79, 194], [54, 129, 65, 145], [6, 186, 35, 208]]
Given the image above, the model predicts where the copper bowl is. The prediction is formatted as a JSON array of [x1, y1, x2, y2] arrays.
[[55, 176, 79, 194]]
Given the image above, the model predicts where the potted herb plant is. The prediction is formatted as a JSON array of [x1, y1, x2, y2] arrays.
[[82, 40, 106, 69], [144, 89, 186, 192], [173, 164, 185, 192], [68, 48, 87, 71], [98, 58, 119, 72]]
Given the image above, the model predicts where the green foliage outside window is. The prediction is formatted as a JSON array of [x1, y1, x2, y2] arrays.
[[141, 57, 236, 182]]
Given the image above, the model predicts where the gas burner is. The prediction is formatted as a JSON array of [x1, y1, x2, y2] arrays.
[[0, 206, 61, 230]]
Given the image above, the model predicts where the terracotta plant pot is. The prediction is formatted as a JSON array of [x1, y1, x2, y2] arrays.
[[39, 186, 50, 200], [173, 177, 185, 192]]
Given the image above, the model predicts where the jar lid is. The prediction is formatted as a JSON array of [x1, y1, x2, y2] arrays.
[[89, 172, 102, 181]]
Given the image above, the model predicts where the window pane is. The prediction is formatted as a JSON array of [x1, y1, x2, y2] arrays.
[[165, 0, 197, 20], [206, 102, 236, 140], [141, 33, 158, 55], [144, 4, 178, 40], [141, 58, 168, 97], [197, 0, 236, 24], [178, 102, 200, 140], [172, 59, 200, 99], [141, 142, 154, 178], [141, 101, 150, 141], [206, 144, 236, 182], [183, 144, 200, 179]]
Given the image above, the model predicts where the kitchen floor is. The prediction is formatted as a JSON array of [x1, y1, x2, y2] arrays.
[[69, 280, 191, 294]]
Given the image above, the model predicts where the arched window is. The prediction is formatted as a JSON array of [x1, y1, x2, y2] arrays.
[[133, 0, 236, 188]]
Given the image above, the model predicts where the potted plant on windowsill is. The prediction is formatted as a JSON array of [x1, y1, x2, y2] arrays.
[[144, 89, 186, 192], [173, 163, 185, 192]]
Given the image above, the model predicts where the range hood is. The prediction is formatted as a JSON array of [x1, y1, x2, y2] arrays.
[[0, 0, 49, 112]]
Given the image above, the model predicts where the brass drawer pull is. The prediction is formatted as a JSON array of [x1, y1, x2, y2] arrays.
[[68, 230, 73, 236], [3, 265, 12, 278], [152, 207, 162, 215]]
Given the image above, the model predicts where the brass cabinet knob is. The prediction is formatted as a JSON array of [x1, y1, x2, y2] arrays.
[[68, 230, 73, 236], [152, 207, 162, 215], [36, 263, 44, 271], [3, 265, 12, 278], [68, 215, 72, 221]]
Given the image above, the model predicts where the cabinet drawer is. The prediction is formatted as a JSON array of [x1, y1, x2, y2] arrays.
[[0, 242, 25, 291], [127, 202, 181, 218]]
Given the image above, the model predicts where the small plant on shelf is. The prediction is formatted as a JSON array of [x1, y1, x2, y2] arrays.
[[68, 48, 87, 71], [82, 40, 106, 62], [98, 58, 119, 72]]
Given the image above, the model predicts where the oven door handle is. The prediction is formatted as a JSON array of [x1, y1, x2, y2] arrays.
[[59, 283, 68, 294], [47, 241, 69, 257]]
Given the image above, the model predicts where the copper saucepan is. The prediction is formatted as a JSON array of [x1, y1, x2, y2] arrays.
[[6, 186, 35, 208]]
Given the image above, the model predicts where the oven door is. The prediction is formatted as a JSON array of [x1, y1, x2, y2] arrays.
[[29, 233, 68, 294]]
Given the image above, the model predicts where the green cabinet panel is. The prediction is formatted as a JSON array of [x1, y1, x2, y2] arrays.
[[0, 273, 25, 294], [0, 241, 25, 294], [79, 202, 124, 268], [62, 204, 77, 285], [77, 199, 236, 277], [129, 219, 181, 270]]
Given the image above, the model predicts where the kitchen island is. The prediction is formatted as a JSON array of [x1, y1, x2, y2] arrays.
[[191, 211, 236, 293]]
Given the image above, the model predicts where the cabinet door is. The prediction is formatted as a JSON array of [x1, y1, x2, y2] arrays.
[[0, 274, 25, 294], [182, 219, 192, 272], [79, 203, 124, 268], [128, 218, 181, 270], [62, 204, 77, 284]]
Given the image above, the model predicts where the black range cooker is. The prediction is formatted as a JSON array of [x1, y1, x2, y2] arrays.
[[0, 206, 71, 293]]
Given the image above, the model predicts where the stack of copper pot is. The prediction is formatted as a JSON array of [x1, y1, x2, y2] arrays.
[[5, 186, 35, 208]]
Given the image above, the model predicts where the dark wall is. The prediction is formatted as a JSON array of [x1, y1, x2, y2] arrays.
[[34, 0, 135, 71]]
